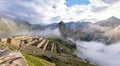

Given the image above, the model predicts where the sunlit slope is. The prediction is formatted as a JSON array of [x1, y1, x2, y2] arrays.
[[22, 53, 55, 66]]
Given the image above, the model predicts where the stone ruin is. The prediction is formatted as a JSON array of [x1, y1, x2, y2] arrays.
[[0, 35, 64, 53]]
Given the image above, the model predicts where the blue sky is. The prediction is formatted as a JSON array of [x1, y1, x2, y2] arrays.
[[65, 0, 90, 6]]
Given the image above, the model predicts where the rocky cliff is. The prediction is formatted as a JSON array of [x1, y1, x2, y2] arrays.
[[58, 17, 120, 44]]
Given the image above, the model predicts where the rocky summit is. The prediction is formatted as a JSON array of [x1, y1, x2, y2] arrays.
[[58, 17, 120, 44]]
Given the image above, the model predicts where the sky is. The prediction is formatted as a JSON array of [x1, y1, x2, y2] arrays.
[[65, 0, 90, 6], [0, 0, 120, 24]]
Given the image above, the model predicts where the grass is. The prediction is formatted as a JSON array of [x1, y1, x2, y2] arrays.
[[0, 43, 16, 50], [0, 39, 94, 66], [22, 52, 55, 66], [48, 38, 75, 56], [0, 43, 55, 66], [47, 38, 95, 66], [0, 43, 7, 47]]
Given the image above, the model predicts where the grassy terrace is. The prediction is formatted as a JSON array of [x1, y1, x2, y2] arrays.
[[48, 38, 73, 55], [22, 52, 55, 66], [44, 38, 95, 66], [0, 39, 95, 66]]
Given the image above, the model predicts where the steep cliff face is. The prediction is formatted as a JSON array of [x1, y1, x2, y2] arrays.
[[58, 17, 120, 44], [58, 21, 72, 38], [58, 21, 84, 40]]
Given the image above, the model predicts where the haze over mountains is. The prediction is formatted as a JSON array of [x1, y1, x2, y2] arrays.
[[0, 14, 120, 44], [1, 13, 120, 66], [0, 14, 45, 34], [0, 0, 120, 66], [58, 16, 120, 44]]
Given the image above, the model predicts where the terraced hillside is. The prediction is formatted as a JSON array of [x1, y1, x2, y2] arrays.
[[0, 35, 63, 53], [0, 35, 95, 66], [0, 43, 55, 66]]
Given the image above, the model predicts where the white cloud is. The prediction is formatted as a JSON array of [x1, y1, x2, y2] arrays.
[[75, 41, 120, 66], [102, 0, 120, 4], [0, 0, 120, 24]]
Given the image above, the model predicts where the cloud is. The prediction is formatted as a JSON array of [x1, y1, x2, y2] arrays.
[[17, 28, 61, 38], [102, 0, 120, 4], [75, 41, 120, 66], [0, 0, 120, 24]]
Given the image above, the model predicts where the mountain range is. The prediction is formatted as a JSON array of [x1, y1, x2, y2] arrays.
[[0, 14, 45, 34], [58, 16, 120, 44], [0, 14, 120, 44], [0, 14, 120, 66]]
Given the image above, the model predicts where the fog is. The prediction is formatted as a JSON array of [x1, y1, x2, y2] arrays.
[[1, 23, 120, 66], [0, 28, 61, 38], [18, 28, 61, 38], [75, 41, 120, 66], [31, 28, 61, 38]]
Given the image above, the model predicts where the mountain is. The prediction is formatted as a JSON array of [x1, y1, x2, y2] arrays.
[[58, 16, 120, 44], [96, 16, 120, 28], [65, 21, 91, 30], [46, 21, 91, 30], [0, 14, 45, 34], [58, 21, 93, 41], [1, 14, 120, 44], [46, 23, 58, 29]]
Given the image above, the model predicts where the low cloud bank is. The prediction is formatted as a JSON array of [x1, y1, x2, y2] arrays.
[[33, 28, 61, 38], [0, 28, 61, 38], [75, 41, 120, 66], [17, 28, 61, 38]]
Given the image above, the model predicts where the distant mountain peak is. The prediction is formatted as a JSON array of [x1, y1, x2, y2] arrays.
[[58, 21, 65, 28], [108, 16, 118, 20]]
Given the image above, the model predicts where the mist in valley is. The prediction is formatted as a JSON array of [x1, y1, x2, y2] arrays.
[[1, 20, 120, 66], [0, 28, 61, 39], [75, 41, 120, 66]]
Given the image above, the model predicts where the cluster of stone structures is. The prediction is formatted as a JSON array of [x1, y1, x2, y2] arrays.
[[0, 35, 95, 66], [0, 35, 63, 53]]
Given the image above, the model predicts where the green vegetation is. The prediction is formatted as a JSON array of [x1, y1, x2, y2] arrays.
[[0, 43, 6, 47], [35, 38, 94, 66], [22, 53, 44, 66], [0, 43, 16, 50], [0, 38, 95, 66], [34, 54, 94, 66], [22, 52, 55, 66], [48, 38, 74, 56]]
